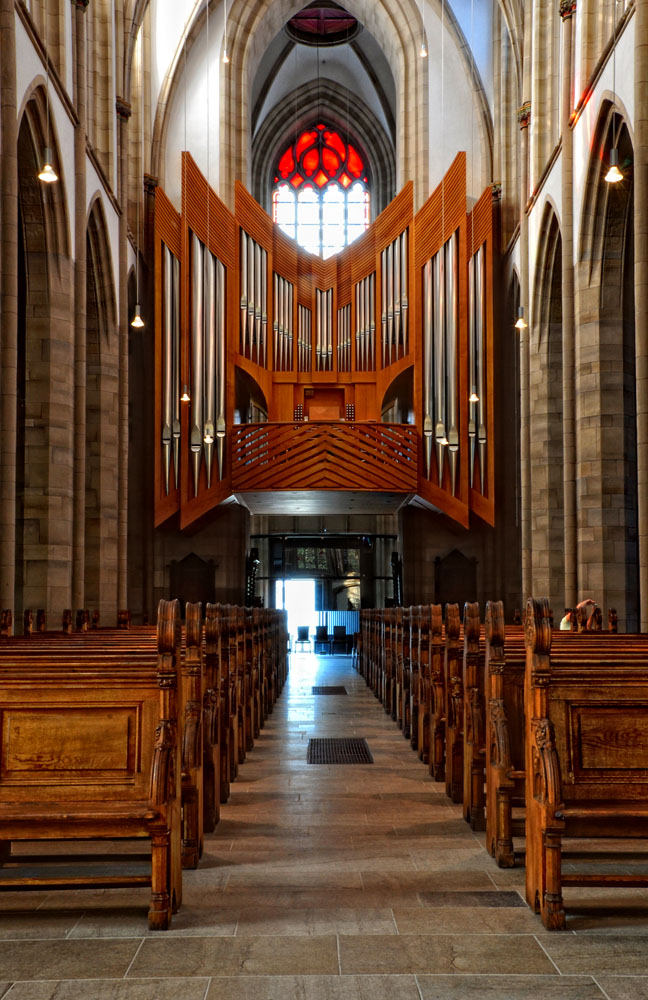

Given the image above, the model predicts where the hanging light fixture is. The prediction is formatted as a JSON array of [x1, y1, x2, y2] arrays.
[[605, 0, 622, 184], [515, 305, 527, 330], [223, 0, 230, 63], [131, 32, 145, 328], [469, 389, 479, 404], [181, 384, 191, 402], [38, 11, 58, 183], [420, 37, 428, 58]]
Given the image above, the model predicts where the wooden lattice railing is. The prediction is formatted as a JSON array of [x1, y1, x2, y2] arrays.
[[230, 422, 418, 492]]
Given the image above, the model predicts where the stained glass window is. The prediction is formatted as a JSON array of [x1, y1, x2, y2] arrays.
[[272, 124, 370, 259]]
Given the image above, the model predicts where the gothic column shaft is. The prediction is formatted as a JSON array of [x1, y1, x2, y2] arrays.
[[0, 0, 18, 616], [117, 98, 130, 610], [560, 0, 577, 607], [519, 102, 532, 603], [72, 0, 88, 610], [635, 0, 648, 630]]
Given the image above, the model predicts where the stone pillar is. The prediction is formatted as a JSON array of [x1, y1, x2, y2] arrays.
[[560, 0, 577, 608], [143, 172, 157, 618], [72, 0, 88, 611], [116, 96, 131, 612], [0, 0, 18, 619], [635, 0, 648, 630], [518, 100, 532, 604]]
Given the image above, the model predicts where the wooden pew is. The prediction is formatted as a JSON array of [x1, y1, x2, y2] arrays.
[[524, 596, 648, 929], [484, 601, 525, 866], [0, 598, 183, 929], [180, 603, 205, 869], [428, 606, 445, 782], [462, 602, 486, 830], [444, 604, 463, 801]]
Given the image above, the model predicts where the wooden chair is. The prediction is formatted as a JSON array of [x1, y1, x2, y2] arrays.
[[294, 625, 311, 651]]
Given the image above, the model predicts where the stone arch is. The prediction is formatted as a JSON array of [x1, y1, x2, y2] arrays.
[[15, 87, 73, 619], [252, 78, 396, 217], [577, 100, 637, 629], [218, 0, 428, 209], [530, 203, 564, 610], [84, 197, 120, 620]]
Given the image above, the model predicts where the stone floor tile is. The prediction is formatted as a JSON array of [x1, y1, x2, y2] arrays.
[[129, 934, 340, 977], [0, 911, 85, 939], [205, 974, 422, 999], [393, 905, 541, 934], [235, 906, 397, 935], [338, 933, 556, 975], [0, 939, 140, 981], [543, 935, 648, 974], [68, 904, 238, 937], [416, 975, 606, 999], [3, 979, 211, 999], [596, 978, 648, 999]]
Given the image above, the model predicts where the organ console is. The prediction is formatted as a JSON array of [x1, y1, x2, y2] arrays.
[[154, 151, 496, 530]]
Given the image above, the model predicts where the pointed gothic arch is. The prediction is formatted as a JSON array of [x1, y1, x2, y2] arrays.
[[530, 203, 564, 609], [15, 87, 73, 617], [84, 197, 120, 620]]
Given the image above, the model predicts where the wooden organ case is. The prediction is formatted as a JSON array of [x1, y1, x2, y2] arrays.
[[154, 152, 496, 530]]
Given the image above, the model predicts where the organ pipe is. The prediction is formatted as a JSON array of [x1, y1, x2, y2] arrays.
[[171, 254, 180, 490], [446, 233, 459, 496], [203, 248, 216, 487], [162, 247, 172, 494], [191, 233, 204, 496]]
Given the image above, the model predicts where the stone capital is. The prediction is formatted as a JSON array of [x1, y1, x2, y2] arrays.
[[559, 0, 576, 19], [144, 173, 159, 195], [116, 97, 132, 121], [491, 182, 502, 203], [517, 101, 531, 130], [75, 0, 89, 9]]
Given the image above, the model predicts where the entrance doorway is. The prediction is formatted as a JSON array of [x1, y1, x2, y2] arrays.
[[276, 578, 317, 649]]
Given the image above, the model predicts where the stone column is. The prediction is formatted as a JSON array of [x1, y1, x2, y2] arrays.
[[560, 0, 577, 608], [72, 0, 88, 611], [518, 100, 532, 604], [143, 171, 157, 619], [116, 96, 131, 612], [635, 0, 648, 630], [0, 0, 18, 620]]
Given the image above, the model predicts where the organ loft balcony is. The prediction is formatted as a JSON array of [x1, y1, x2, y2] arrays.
[[154, 155, 496, 529]]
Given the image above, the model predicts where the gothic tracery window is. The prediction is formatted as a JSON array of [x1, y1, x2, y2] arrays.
[[272, 124, 370, 259]]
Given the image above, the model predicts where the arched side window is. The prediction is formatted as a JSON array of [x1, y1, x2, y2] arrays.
[[272, 123, 370, 258]]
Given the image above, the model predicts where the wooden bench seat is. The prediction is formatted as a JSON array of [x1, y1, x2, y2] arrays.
[[0, 599, 183, 928], [524, 596, 648, 930]]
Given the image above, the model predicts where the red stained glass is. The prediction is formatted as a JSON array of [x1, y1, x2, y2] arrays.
[[322, 147, 340, 176], [273, 124, 370, 257], [302, 149, 319, 175], [278, 147, 294, 177], [296, 130, 316, 160], [325, 130, 346, 160], [348, 145, 363, 177]]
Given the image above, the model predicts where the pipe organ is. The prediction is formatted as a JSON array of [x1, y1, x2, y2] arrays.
[[155, 152, 496, 529]]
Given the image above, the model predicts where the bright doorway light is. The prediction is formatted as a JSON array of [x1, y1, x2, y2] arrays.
[[276, 578, 317, 648]]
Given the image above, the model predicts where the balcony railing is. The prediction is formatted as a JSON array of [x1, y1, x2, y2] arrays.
[[230, 421, 418, 493]]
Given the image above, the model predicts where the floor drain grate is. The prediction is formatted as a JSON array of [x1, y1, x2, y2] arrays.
[[312, 686, 347, 695], [307, 738, 373, 764]]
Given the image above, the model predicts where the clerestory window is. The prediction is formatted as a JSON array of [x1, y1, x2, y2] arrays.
[[272, 124, 370, 259]]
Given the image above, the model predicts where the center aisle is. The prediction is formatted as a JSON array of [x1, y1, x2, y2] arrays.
[[142, 652, 640, 999]]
